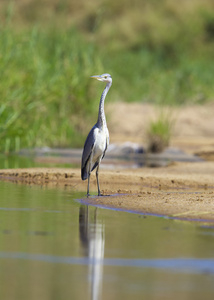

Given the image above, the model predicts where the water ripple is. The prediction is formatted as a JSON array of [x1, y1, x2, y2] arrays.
[[0, 252, 213, 274]]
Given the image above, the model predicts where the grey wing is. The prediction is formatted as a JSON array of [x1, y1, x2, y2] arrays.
[[81, 127, 96, 180]]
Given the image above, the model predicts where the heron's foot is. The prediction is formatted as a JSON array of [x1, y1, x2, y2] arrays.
[[98, 191, 109, 196], [86, 193, 90, 198]]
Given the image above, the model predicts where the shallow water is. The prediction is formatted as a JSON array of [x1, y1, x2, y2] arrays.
[[0, 181, 213, 300], [0, 145, 202, 170]]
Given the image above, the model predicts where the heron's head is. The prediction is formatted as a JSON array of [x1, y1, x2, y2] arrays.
[[91, 73, 112, 84]]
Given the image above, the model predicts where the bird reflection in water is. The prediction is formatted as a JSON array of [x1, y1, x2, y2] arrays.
[[79, 205, 105, 300]]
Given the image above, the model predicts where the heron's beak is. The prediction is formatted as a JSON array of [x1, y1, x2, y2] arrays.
[[91, 75, 103, 81]]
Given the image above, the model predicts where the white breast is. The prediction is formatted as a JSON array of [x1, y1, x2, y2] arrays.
[[92, 127, 109, 165]]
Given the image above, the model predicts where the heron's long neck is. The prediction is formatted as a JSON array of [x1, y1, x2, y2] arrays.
[[97, 82, 111, 129]]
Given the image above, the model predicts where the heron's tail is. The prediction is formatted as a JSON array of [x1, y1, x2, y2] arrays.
[[81, 167, 88, 181], [81, 161, 98, 180]]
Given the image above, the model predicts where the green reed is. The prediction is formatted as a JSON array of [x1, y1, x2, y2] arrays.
[[0, 0, 214, 152], [0, 25, 102, 152]]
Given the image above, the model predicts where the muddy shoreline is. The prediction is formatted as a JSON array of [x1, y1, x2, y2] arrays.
[[0, 161, 214, 223]]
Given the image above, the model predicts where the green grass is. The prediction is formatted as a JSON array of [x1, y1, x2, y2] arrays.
[[146, 110, 174, 153], [0, 0, 214, 152], [0, 25, 103, 152], [104, 49, 214, 104]]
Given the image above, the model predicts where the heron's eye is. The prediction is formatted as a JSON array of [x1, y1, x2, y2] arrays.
[[104, 76, 107, 79]]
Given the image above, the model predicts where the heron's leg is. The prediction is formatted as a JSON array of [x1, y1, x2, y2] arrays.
[[86, 158, 93, 197], [87, 172, 91, 197], [96, 164, 102, 196]]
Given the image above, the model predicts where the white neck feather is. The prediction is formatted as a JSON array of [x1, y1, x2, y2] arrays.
[[97, 81, 112, 129]]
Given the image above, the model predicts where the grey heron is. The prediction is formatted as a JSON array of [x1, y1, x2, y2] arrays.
[[81, 73, 112, 197]]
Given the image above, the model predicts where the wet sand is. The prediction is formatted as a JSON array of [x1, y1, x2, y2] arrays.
[[0, 161, 214, 222]]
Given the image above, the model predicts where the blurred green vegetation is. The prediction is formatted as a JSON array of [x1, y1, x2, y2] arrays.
[[0, 0, 214, 152]]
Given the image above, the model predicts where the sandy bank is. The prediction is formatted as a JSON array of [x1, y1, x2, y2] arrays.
[[0, 161, 214, 222]]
